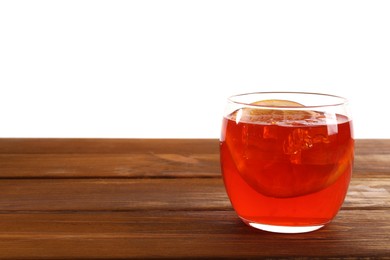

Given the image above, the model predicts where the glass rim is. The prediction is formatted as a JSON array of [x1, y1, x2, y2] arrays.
[[227, 91, 349, 109]]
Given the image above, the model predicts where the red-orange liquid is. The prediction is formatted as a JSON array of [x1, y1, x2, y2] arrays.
[[220, 112, 354, 228]]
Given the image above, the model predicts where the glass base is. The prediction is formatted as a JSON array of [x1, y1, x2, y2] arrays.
[[241, 218, 324, 234]]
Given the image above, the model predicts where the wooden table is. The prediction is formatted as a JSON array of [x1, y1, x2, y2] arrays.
[[0, 139, 389, 259]]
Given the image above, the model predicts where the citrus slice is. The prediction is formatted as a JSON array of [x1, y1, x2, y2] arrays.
[[251, 99, 304, 107], [234, 99, 317, 125], [226, 99, 352, 198]]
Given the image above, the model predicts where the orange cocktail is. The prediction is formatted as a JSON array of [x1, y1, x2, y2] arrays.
[[220, 92, 354, 233]]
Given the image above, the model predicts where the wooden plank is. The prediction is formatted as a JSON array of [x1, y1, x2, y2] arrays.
[[0, 178, 230, 211], [0, 178, 388, 212], [0, 139, 388, 178], [355, 139, 390, 155], [2, 139, 389, 155], [0, 149, 388, 179], [0, 152, 387, 178], [0, 138, 219, 154], [343, 178, 390, 208], [0, 210, 388, 259], [354, 154, 390, 173], [0, 153, 220, 178]]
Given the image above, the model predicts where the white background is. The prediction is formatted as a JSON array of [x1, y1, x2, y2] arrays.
[[0, 0, 389, 139]]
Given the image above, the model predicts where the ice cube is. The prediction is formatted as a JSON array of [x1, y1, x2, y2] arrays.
[[283, 128, 313, 164]]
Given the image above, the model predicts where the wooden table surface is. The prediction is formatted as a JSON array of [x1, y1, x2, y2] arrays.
[[0, 138, 389, 259]]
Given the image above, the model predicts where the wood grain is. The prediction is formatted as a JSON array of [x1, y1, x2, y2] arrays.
[[0, 210, 388, 259], [0, 138, 389, 259], [0, 178, 388, 212], [0, 138, 389, 178], [0, 138, 219, 154], [0, 153, 220, 178]]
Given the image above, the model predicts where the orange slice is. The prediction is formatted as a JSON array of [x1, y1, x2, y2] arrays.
[[226, 99, 353, 198], [234, 99, 317, 125], [251, 99, 304, 107]]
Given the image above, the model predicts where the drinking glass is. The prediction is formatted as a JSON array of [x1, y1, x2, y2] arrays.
[[220, 92, 354, 233]]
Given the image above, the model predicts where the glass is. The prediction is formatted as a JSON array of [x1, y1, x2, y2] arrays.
[[220, 92, 354, 233]]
